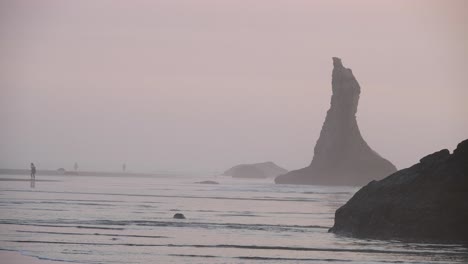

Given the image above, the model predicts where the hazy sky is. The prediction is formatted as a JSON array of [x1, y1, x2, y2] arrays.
[[1, 0, 467, 173]]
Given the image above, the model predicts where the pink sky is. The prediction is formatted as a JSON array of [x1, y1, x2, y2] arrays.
[[1, 0, 467, 173]]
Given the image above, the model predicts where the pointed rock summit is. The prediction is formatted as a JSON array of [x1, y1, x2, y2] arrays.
[[275, 57, 397, 186]]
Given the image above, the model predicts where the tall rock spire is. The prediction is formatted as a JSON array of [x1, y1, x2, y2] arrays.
[[275, 57, 397, 186]]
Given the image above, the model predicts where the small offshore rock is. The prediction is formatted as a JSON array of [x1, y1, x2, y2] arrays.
[[195, 180, 219, 184], [173, 213, 186, 219]]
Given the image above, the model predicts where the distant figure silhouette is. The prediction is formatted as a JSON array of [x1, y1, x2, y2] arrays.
[[30, 163, 36, 179], [74, 162, 79, 171], [122, 163, 126, 172]]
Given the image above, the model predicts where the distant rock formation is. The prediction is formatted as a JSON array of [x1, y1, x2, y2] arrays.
[[195, 180, 219, 184], [275, 57, 396, 186], [330, 139, 468, 243], [224, 162, 288, 179]]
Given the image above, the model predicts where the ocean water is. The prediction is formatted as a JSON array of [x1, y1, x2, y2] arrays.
[[0, 175, 467, 264]]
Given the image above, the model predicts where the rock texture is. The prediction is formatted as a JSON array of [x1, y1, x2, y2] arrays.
[[275, 57, 396, 186], [330, 139, 468, 243], [223, 162, 288, 179]]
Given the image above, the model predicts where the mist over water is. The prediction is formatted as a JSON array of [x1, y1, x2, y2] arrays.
[[1, 0, 468, 173], [1, 175, 467, 263]]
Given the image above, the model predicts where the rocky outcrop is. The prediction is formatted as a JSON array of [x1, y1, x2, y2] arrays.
[[224, 162, 287, 179], [329, 139, 468, 243], [275, 57, 396, 186]]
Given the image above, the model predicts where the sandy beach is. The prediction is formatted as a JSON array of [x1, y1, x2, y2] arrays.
[[0, 250, 72, 264]]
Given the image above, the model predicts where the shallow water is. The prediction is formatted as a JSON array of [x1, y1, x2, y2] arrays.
[[0, 175, 467, 263]]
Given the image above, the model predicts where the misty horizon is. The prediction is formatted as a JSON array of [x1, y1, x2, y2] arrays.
[[1, 0, 467, 173]]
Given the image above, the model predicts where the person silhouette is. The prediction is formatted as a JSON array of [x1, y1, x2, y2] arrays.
[[30, 163, 36, 179]]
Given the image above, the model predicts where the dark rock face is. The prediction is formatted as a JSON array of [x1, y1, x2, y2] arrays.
[[329, 139, 468, 243], [275, 57, 396, 186], [173, 213, 186, 219], [224, 162, 287, 179]]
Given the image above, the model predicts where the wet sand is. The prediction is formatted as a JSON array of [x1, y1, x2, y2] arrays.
[[0, 250, 72, 264], [0, 178, 59, 182]]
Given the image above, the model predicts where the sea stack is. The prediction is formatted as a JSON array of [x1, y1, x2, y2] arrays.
[[275, 57, 397, 186], [224, 162, 288, 179]]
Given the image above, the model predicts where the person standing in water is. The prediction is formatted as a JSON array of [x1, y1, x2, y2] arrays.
[[30, 163, 36, 179]]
